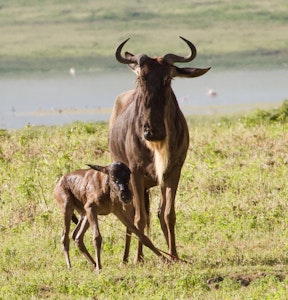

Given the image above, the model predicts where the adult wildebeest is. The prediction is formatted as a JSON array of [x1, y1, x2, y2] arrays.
[[109, 37, 210, 262], [54, 162, 166, 271]]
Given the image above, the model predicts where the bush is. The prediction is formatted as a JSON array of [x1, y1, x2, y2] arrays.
[[241, 100, 288, 126]]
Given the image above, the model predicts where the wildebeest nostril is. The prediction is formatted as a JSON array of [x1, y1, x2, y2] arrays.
[[143, 124, 150, 134], [143, 122, 166, 141], [120, 190, 132, 203], [144, 131, 153, 140]]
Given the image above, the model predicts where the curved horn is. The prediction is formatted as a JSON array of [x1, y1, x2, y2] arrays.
[[115, 38, 137, 64], [163, 36, 197, 64]]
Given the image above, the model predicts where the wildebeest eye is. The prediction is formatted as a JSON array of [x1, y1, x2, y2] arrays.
[[113, 177, 120, 184], [111, 176, 118, 183], [163, 76, 172, 85]]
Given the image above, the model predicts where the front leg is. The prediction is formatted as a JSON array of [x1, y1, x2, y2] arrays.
[[121, 201, 134, 263], [122, 227, 132, 263], [158, 170, 181, 260], [113, 204, 166, 261], [85, 202, 102, 271], [73, 216, 96, 268], [130, 171, 148, 263]]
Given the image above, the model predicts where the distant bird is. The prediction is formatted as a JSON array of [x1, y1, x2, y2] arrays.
[[69, 68, 76, 76], [207, 89, 217, 97]]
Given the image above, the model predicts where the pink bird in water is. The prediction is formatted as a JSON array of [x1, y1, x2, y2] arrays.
[[207, 89, 217, 97]]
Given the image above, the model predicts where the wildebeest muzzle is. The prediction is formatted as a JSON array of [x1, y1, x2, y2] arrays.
[[119, 184, 133, 204], [143, 123, 166, 141]]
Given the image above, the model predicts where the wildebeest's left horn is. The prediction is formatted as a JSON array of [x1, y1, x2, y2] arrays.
[[115, 38, 137, 64], [163, 36, 197, 64]]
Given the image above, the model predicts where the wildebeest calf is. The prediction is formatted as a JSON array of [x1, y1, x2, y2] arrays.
[[54, 161, 166, 271]]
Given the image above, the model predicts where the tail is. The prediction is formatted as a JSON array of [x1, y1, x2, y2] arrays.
[[72, 213, 78, 225], [144, 189, 150, 235]]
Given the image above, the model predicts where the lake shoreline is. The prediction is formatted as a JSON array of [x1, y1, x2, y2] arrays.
[[1, 69, 287, 130]]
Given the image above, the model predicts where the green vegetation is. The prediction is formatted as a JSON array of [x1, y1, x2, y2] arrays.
[[1, 1, 288, 297], [0, 0, 287, 74], [1, 103, 288, 298]]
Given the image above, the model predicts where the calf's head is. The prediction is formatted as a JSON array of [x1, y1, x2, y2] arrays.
[[115, 36, 210, 142], [88, 162, 132, 203]]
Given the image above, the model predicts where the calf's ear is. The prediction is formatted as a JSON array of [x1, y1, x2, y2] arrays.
[[87, 164, 109, 174]]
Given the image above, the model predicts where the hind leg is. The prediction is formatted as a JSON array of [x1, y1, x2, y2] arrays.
[[74, 216, 97, 268], [72, 215, 85, 241], [61, 206, 74, 268]]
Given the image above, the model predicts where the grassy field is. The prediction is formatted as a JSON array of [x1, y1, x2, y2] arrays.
[[1, 103, 288, 299], [0, 0, 287, 74], [1, 1, 288, 298]]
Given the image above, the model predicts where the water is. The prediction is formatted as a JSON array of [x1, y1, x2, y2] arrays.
[[1, 69, 287, 129]]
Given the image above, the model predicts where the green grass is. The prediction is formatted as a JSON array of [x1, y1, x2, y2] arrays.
[[1, 103, 288, 299], [0, 0, 287, 74]]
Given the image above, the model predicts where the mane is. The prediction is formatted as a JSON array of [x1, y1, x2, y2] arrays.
[[145, 139, 169, 185], [145, 116, 170, 185]]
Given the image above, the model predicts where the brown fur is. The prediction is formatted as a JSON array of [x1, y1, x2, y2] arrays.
[[109, 37, 210, 262], [54, 162, 166, 271]]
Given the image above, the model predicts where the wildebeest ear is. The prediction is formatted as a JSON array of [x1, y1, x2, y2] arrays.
[[125, 51, 140, 74], [125, 51, 134, 59], [87, 164, 108, 174], [128, 64, 141, 75], [174, 66, 211, 78]]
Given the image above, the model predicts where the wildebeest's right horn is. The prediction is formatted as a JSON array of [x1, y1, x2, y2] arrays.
[[115, 38, 137, 64], [163, 36, 197, 64]]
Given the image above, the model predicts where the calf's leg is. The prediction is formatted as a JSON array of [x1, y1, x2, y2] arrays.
[[85, 203, 102, 271], [60, 204, 74, 269], [74, 216, 97, 268], [113, 206, 167, 262]]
